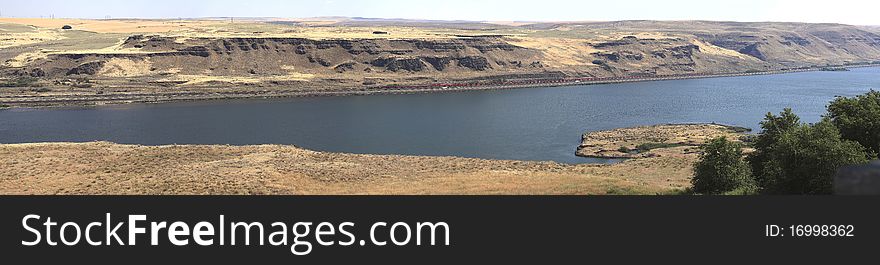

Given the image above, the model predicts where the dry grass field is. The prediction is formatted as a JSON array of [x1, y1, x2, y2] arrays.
[[0, 124, 738, 195], [0, 142, 695, 195]]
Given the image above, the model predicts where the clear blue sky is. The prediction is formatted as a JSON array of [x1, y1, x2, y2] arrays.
[[1, 0, 877, 25]]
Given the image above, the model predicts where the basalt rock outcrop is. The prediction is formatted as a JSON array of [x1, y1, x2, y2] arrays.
[[9, 21, 880, 86], [37, 36, 545, 78], [371, 57, 426, 72], [66, 61, 106, 75], [457, 56, 491, 70], [584, 37, 719, 75]]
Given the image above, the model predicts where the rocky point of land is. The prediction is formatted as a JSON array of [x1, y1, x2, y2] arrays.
[[576, 123, 751, 159]]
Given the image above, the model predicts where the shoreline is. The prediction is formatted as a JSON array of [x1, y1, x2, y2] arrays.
[[3, 63, 878, 109], [0, 124, 745, 195]]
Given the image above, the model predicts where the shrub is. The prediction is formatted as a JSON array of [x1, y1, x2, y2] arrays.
[[723, 125, 752, 133], [605, 186, 640, 195], [826, 90, 880, 157], [738, 134, 757, 147], [757, 120, 868, 194], [636, 142, 686, 152], [0, 77, 38, 87], [692, 137, 755, 194]]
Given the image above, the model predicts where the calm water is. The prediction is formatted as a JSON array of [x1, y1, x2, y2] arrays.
[[1, 68, 878, 163]]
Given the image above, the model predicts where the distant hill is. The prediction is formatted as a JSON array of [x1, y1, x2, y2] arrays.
[[2, 18, 879, 105]]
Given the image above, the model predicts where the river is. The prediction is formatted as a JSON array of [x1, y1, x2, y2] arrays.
[[1, 67, 877, 163]]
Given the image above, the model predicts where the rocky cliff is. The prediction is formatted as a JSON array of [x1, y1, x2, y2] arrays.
[[18, 36, 546, 81], [3, 20, 880, 94]]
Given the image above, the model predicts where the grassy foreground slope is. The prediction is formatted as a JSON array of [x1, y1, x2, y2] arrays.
[[0, 124, 741, 195], [0, 142, 686, 195]]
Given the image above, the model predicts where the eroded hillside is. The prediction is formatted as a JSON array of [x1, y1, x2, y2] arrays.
[[1, 18, 879, 106]]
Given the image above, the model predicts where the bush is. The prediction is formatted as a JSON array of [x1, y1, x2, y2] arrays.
[[0, 77, 38, 87], [605, 186, 640, 195], [757, 120, 868, 194], [826, 90, 880, 157], [636, 142, 686, 152], [692, 137, 755, 194]]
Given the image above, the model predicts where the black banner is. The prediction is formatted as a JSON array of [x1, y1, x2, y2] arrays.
[[2, 196, 877, 263]]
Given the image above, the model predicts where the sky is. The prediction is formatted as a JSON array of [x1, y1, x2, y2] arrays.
[[0, 0, 878, 25]]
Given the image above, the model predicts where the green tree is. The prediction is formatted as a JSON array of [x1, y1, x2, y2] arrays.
[[748, 108, 800, 184], [692, 137, 755, 194], [758, 120, 869, 194], [826, 90, 880, 157]]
